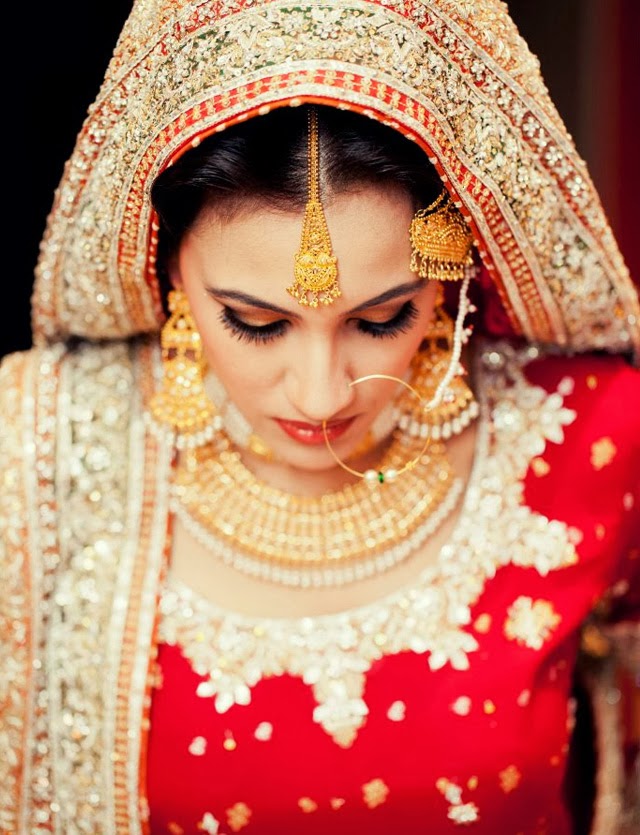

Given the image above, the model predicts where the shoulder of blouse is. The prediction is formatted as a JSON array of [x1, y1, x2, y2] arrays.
[[522, 350, 640, 447], [516, 349, 639, 604]]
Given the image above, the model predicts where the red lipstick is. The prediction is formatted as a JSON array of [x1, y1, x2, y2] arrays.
[[275, 417, 355, 446]]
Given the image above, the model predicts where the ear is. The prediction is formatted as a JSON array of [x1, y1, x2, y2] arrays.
[[166, 254, 183, 290]]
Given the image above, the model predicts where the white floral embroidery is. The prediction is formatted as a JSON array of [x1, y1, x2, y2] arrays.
[[254, 721, 273, 741], [387, 700, 406, 721], [504, 597, 561, 650], [438, 777, 480, 824], [199, 812, 221, 834], [448, 802, 479, 824], [451, 696, 472, 716], [188, 736, 207, 756]]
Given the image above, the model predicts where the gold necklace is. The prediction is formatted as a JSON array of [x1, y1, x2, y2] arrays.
[[170, 431, 463, 588]]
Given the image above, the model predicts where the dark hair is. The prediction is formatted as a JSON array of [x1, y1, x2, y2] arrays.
[[151, 104, 442, 291]]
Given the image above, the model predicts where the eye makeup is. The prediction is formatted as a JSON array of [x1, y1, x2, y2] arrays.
[[218, 307, 289, 344], [355, 300, 419, 339], [218, 299, 420, 345]]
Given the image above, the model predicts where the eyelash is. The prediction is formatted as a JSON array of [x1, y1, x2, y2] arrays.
[[219, 301, 420, 345], [358, 300, 419, 339]]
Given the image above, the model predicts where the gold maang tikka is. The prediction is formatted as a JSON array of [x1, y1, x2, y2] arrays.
[[410, 189, 474, 281], [287, 107, 340, 307]]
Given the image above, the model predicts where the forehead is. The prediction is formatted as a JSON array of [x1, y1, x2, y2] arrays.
[[184, 186, 417, 305]]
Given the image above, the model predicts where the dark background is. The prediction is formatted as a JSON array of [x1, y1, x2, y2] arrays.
[[6, 0, 638, 358]]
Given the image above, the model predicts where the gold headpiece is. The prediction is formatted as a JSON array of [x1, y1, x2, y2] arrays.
[[288, 107, 340, 307], [409, 190, 474, 281]]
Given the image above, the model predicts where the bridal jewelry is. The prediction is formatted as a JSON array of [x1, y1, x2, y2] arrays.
[[167, 341, 466, 588], [171, 429, 462, 588], [148, 289, 221, 448], [287, 107, 340, 307], [322, 374, 430, 483], [149, 293, 274, 457], [394, 283, 479, 440], [410, 189, 474, 281]]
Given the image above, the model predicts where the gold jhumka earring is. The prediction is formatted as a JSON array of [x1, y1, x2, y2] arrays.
[[149, 289, 221, 448], [287, 107, 340, 307], [149, 290, 274, 457], [394, 285, 479, 441], [400, 188, 479, 439]]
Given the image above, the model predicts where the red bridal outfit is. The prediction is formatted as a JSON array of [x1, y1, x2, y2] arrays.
[[2, 1, 638, 833], [146, 348, 639, 835]]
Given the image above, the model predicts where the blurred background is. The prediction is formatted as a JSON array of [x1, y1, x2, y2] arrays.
[[7, 0, 639, 357]]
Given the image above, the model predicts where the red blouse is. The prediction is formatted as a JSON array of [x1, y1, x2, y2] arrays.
[[146, 346, 639, 834]]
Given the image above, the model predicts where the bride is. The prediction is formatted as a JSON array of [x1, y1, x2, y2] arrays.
[[2, 1, 638, 833]]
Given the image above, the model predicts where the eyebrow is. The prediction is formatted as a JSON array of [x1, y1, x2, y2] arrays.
[[205, 288, 298, 316], [206, 279, 424, 316], [348, 279, 424, 313]]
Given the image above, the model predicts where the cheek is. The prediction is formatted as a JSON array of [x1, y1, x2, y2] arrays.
[[202, 336, 273, 392], [196, 322, 283, 408], [355, 325, 427, 378], [347, 338, 425, 414]]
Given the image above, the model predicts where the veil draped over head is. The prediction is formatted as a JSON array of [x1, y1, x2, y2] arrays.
[[32, 0, 639, 357]]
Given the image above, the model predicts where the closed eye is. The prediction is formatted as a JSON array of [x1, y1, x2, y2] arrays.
[[218, 307, 289, 344], [218, 299, 420, 345], [355, 300, 419, 338]]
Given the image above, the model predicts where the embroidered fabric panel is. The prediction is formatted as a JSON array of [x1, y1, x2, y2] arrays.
[[0, 348, 65, 833], [0, 351, 39, 833], [1, 341, 174, 833], [48, 342, 138, 832], [146, 346, 640, 833]]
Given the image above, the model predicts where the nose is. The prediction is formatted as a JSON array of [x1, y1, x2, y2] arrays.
[[284, 335, 354, 422]]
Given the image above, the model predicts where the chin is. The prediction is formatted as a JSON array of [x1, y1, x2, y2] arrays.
[[276, 444, 344, 473], [273, 434, 361, 474]]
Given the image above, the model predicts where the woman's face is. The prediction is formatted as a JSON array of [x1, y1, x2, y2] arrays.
[[171, 185, 438, 476]]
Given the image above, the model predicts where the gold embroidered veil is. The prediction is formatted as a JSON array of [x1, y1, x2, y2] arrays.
[[32, 0, 639, 357]]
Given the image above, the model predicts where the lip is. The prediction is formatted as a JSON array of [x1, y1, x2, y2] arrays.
[[275, 417, 355, 446]]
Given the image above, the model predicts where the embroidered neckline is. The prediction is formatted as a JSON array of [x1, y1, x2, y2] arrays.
[[158, 344, 578, 747]]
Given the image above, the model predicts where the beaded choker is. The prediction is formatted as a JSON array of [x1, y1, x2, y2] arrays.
[[170, 432, 463, 588]]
